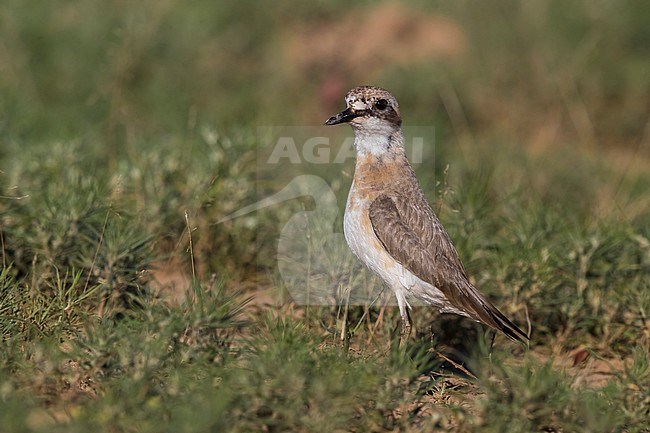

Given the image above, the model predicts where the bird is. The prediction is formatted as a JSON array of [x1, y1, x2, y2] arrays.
[[325, 85, 529, 347]]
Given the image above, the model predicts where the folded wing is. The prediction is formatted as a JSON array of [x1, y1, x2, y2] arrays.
[[368, 194, 529, 343]]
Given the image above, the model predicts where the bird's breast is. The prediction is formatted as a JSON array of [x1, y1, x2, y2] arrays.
[[344, 184, 392, 274], [344, 181, 415, 296]]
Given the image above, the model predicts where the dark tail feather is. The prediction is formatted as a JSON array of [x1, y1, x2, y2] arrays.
[[452, 281, 530, 344], [487, 305, 529, 344]]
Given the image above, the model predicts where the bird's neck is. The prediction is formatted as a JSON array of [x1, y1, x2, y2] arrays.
[[353, 128, 406, 160], [352, 128, 416, 192]]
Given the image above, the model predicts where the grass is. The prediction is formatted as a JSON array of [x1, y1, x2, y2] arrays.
[[1, 1, 649, 432]]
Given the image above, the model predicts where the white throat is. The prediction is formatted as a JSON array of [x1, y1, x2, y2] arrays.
[[352, 122, 404, 157]]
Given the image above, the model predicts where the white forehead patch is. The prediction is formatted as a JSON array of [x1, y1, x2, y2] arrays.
[[349, 99, 370, 111]]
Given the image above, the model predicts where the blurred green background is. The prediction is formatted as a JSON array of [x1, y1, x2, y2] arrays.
[[2, 0, 648, 145]]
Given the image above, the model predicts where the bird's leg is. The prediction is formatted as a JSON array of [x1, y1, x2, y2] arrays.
[[398, 309, 412, 349], [488, 329, 497, 359]]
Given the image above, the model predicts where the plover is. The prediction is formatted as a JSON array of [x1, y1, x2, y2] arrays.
[[325, 86, 529, 346]]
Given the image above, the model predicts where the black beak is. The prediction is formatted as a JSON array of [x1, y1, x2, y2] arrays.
[[324, 107, 361, 126]]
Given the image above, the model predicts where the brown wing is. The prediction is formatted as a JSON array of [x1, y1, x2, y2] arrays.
[[389, 190, 468, 279], [368, 194, 528, 343]]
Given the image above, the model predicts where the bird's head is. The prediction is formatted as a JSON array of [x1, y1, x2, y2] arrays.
[[325, 86, 402, 136]]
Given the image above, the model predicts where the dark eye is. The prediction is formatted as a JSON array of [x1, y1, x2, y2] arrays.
[[375, 99, 388, 110]]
